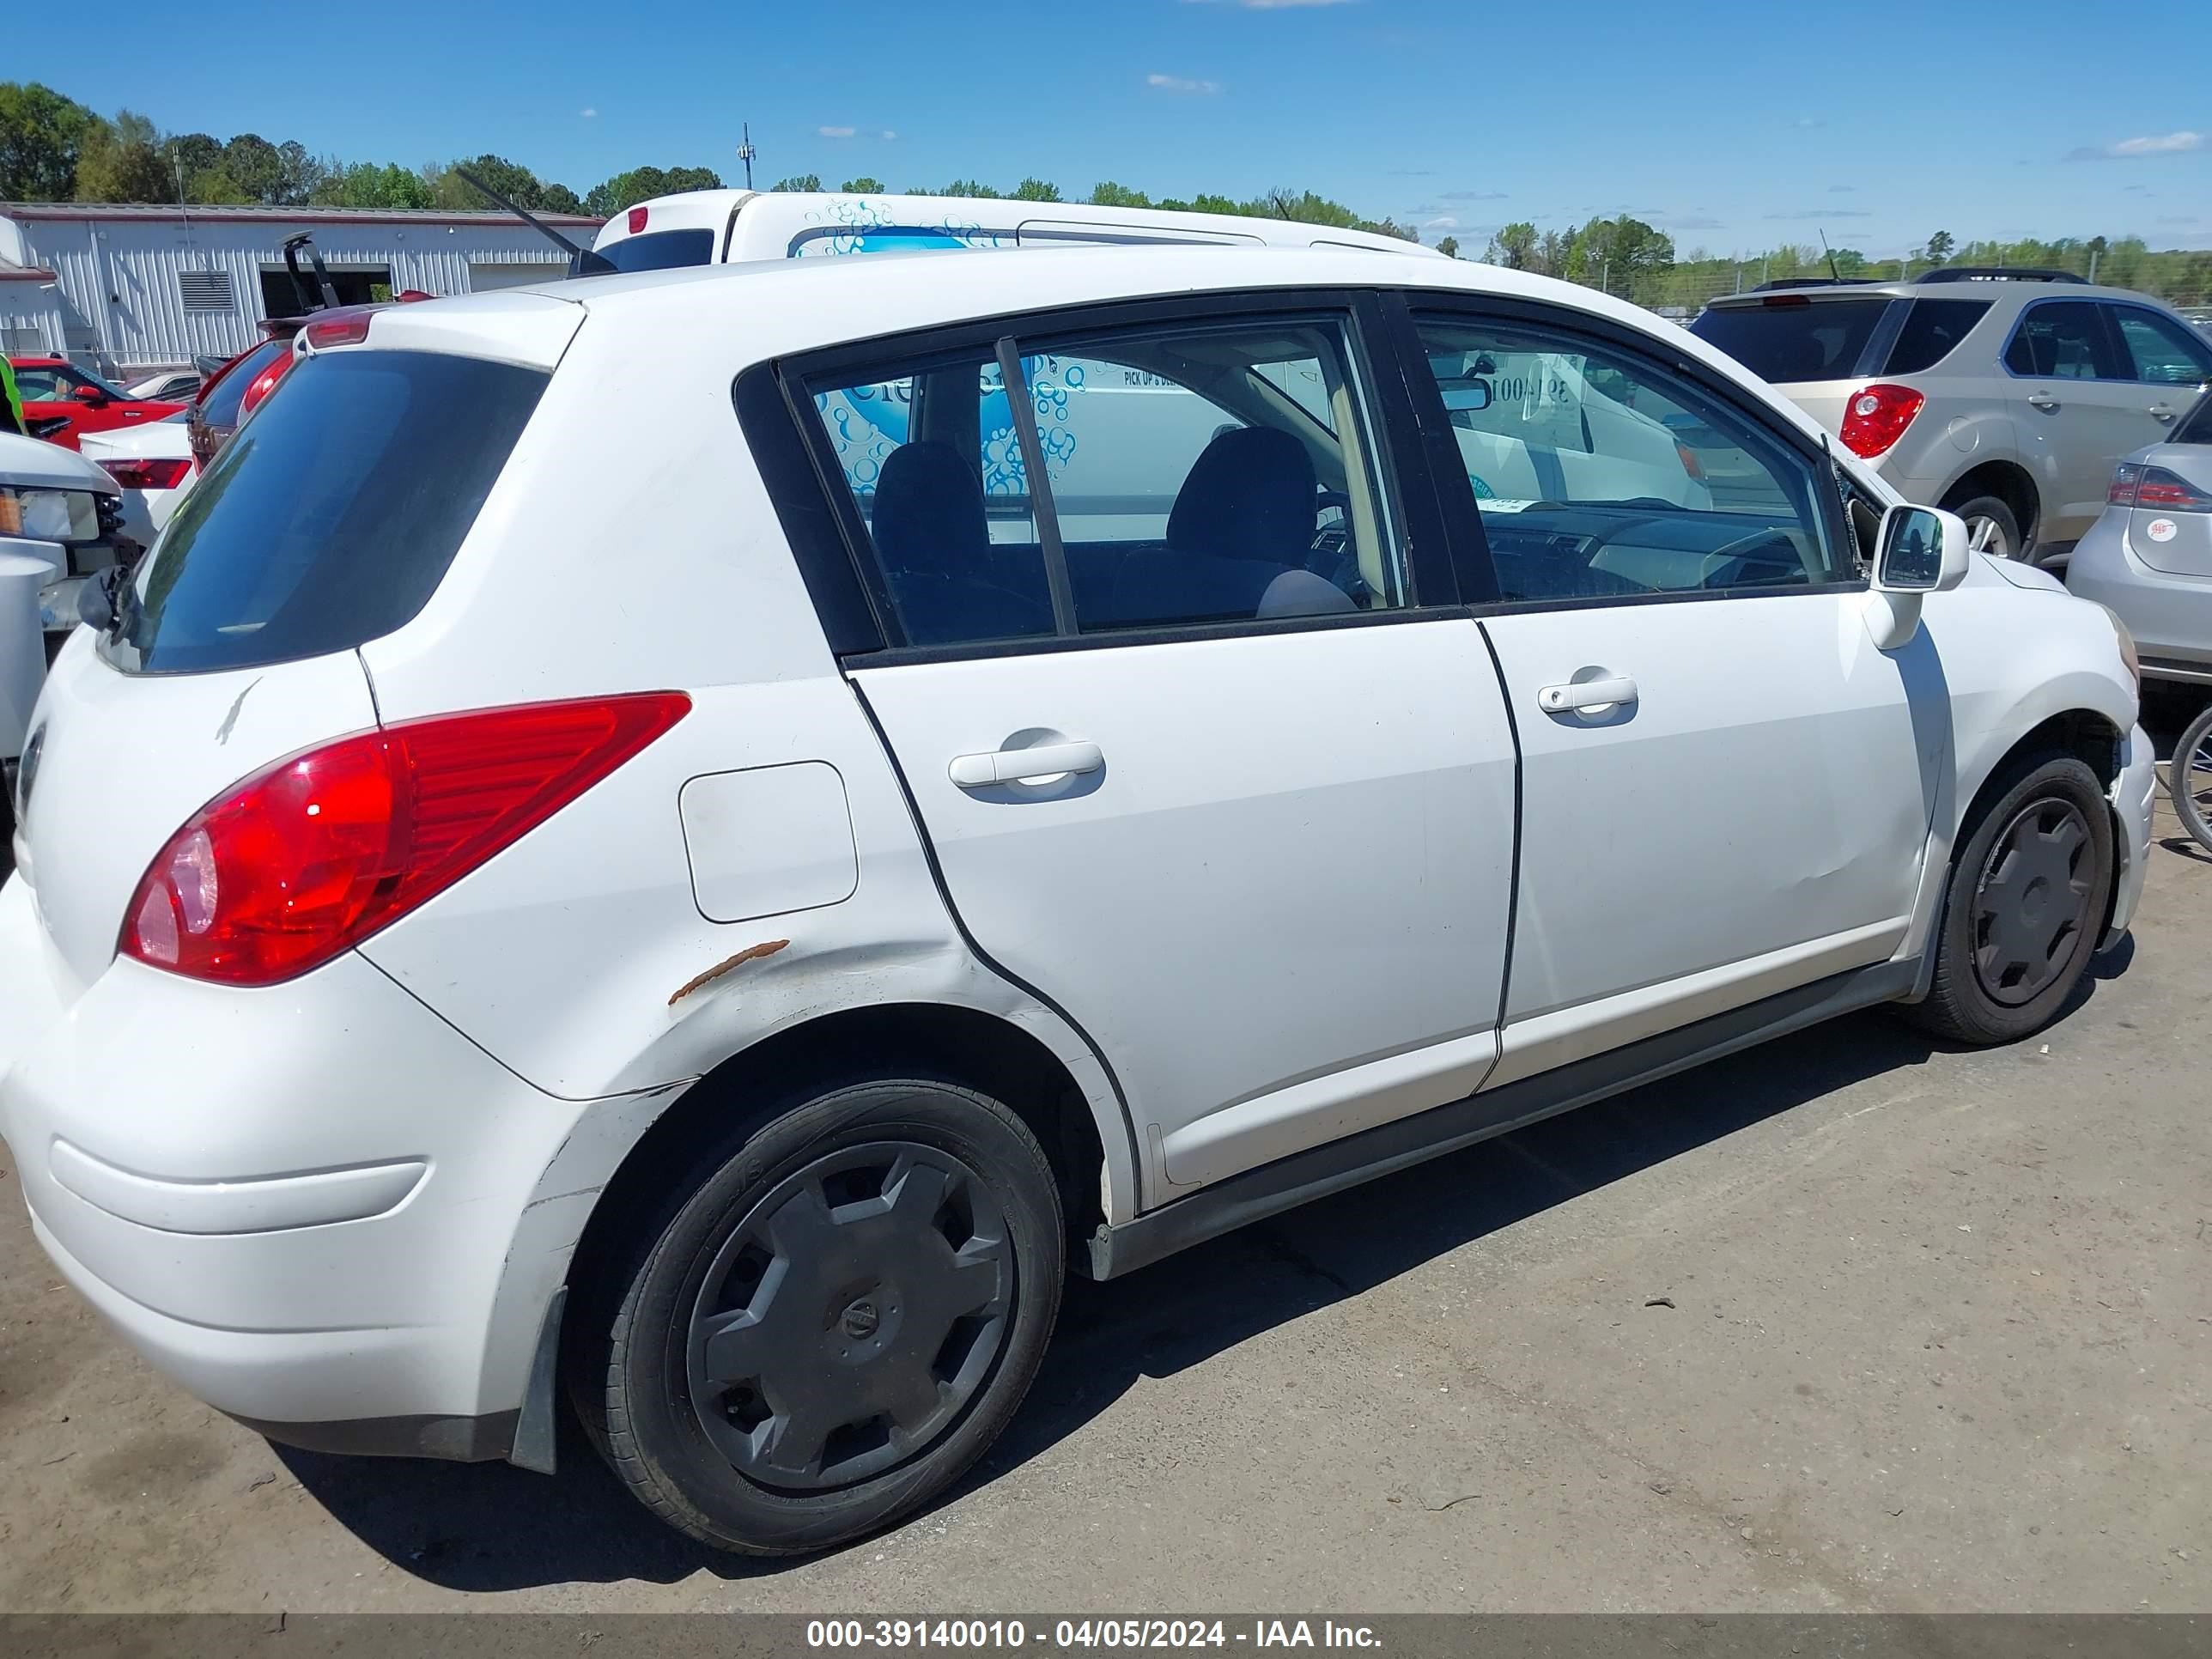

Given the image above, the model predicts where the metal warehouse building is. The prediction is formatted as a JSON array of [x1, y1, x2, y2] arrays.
[[0, 202, 603, 374]]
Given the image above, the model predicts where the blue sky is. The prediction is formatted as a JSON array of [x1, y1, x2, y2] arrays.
[[25, 0, 2209, 255]]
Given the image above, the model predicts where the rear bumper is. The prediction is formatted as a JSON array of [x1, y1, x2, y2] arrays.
[[2105, 724, 2155, 951], [0, 874, 605, 1460], [2066, 517, 2212, 681]]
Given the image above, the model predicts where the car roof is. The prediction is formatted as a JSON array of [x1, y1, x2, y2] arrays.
[[1704, 278, 2179, 311], [445, 241, 1863, 465]]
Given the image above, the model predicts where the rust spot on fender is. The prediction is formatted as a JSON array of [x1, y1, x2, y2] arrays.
[[667, 939, 790, 1006]]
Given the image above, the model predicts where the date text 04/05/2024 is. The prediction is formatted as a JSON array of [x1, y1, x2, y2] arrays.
[[805, 1620, 1383, 1649]]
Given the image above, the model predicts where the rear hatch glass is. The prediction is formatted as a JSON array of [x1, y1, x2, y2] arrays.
[[106, 349, 547, 675], [597, 228, 715, 271], [1692, 298, 1895, 384]]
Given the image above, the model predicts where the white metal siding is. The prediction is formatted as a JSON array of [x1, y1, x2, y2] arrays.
[[7, 214, 592, 368]]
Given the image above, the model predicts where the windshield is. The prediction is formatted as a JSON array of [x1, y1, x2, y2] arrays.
[[1691, 298, 1895, 384], [107, 349, 547, 674], [597, 228, 715, 271]]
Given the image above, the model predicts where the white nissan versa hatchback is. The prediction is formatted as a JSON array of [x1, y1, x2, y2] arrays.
[[0, 246, 2155, 1556]]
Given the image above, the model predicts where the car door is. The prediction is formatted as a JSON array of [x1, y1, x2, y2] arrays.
[[2109, 303, 2212, 443], [1399, 299, 1936, 1090], [2002, 299, 2154, 544], [787, 293, 1519, 1196], [10, 364, 77, 443]]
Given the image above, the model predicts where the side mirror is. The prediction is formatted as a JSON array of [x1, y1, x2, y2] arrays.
[[1438, 378, 1492, 414], [1864, 504, 1969, 649], [70, 384, 106, 405]]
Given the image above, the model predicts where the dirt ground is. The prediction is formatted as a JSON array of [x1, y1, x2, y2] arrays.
[[1, 720, 2207, 1615]]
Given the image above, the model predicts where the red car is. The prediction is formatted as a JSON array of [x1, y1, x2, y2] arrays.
[[8, 356, 187, 450]]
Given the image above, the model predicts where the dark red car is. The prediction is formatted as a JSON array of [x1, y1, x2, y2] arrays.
[[9, 357, 187, 450]]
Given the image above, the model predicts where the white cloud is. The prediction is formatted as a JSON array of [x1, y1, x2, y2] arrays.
[[1827, 184, 1856, 193], [2070, 130, 2203, 160], [579, 107, 597, 118], [1147, 72, 1223, 94], [1665, 216, 1724, 230], [818, 125, 857, 138], [880, 130, 897, 141], [1423, 216, 1459, 229], [1763, 209, 1872, 220], [1442, 189, 1506, 202], [1794, 116, 1827, 130]]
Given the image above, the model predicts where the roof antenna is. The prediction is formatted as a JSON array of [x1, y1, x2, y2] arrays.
[[1819, 228, 1843, 283], [454, 166, 617, 276]]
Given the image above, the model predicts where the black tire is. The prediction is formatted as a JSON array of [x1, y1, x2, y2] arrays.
[[568, 1077, 1063, 1557], [1910, 754, 2114, 1045], [2173, 702, 2212, 855], [1945, 493, 2027, 562]]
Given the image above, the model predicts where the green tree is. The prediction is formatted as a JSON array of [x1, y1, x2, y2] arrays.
[[1089, 180, 1152, 209], [539, 183, 584, 214], [1435, 234, 1461, 260], [311, 161, 434, 210], [434, 152, 556, 212], [75, 111, 169, 203], [841, 176, 885, 193], [276, 141, 325, 206], [585, 165, 721, 216], [1568, 215, 1674, 297], [1924, 229, 1955, 264], [769, 173, 822, 191], [1011, 177, 1061, 203], [1190, 192, 1241, 216], [941, 179, 1003, 198], [0, 82, 102, 200], [1483, 222, 1539, 269], [220, 133, 284, 203]]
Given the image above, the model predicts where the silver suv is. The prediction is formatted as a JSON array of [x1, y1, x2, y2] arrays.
[[1693, 270, 2212, 562]]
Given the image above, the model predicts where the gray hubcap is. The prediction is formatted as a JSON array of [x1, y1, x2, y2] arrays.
[[1966, 514, 2013, 559], [686, 1142, 1012, 1492], [1972, 798, 2093, 1006]]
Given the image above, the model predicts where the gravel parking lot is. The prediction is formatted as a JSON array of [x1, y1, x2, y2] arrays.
[[2, 743, 2206, 1616]]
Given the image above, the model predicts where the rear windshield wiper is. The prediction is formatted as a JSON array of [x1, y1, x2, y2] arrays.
[[454, 167, 618, 277]]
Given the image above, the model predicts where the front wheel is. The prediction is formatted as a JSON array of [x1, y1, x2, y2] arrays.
[[1910, 754, 2114, 1045], [2172, 702, 2212, 854], [569, 1078, 1065, 1556]]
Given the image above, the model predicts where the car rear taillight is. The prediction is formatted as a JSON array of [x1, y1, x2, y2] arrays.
[[239, 349, 296, 417], [1838, 383, 1925, 459], [628, 205, 649, 234], [2112, 462, 2212, 512], [1674, 441, 1705, 482], [304, 313, 374, 349], [120, 693, 690, 986], [98, 456, 192, 491]]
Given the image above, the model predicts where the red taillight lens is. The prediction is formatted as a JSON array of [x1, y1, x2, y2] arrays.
[[98, 456, 192, 491], [628, 205, 649, 234], [303, 313, 373, 349], [2127, 465, 2212, 513], [120, 694, 691, 986], [239, 349, 296, 417], [1838, 382, 1925, 459], [1674, 441, 1705, 482]]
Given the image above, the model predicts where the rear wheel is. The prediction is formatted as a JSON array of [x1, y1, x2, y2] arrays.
[[1948, 493, 2025, 562], [569, 1077, 1064, 1556], [2172, 702, 2212, 854], [1910, 754, 2113, 1044]]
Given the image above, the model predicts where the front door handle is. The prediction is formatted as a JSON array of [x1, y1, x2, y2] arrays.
[[2151, 404, 2177, 423], [2026, 392, 2060, 412], [1537, 674, 1638, 714], [950, 739, 1103, 788]]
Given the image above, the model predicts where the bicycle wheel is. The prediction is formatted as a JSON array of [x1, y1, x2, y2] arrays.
[[2173, 702, 2212, 854]]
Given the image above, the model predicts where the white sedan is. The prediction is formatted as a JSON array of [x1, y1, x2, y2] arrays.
[[0, 245, 2155, 1559], [78, 412, 195, 547]]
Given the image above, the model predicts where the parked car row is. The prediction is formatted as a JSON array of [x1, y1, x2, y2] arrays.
[[1, 229, 2155, 1559]]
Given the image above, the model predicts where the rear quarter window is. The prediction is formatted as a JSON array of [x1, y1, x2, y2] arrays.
[[1882, 299, 1992, 375], [198, 340, 290, 427], [106, 349, 547, 674], [1690, 298, 1896, 384], [2175, 391, 2212, 445]]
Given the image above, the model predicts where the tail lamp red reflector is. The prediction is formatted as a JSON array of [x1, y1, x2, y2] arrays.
[[2112, 463, 2212, 512], [120, 693, 691, 987], [98, 456, 192, 491], [628, 205, 649, 234], [1838, 383, 1925, 459], [303, 313, 373, 349]]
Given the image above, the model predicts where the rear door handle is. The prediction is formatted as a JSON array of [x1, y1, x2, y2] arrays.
[[949, 739, 1103, 788], [1537, 675, 1638, 714], [2026, 392, 2060, 411], [2151, 405, 2177, 423]]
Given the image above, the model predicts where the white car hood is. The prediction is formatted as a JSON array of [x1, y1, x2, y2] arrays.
[[0, 431, 114, 492], [78, 418, 191, 463]]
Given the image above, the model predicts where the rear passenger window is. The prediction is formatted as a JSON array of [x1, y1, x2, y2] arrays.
[[803, 316, 1406, 648], [1413, 316, 1846, 601], [1883, 299, 1991, 375], [2004, 301, 2124, 380]]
